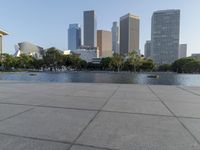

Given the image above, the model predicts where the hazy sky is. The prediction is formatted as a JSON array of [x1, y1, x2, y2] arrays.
[[0, 0, 199, 55]]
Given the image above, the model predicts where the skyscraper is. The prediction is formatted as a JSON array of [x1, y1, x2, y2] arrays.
[[68, 24, 81, 50], [144, 40, 152, 58], [111, 22, 119, 54], [178, 44, 187, 58], [97, 30, 112, 58], [0, 28, 8, 55], [120, 13, 140, 55], [151, 9, 180, 65], [84, 10, 97, 47]]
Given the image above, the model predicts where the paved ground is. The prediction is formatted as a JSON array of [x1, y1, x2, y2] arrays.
[[0, 81, 200, 150]]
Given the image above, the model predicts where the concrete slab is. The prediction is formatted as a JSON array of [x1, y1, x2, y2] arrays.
[[45, 95, 107, 110], [0, 134, 69, 150], [72, 90, 114, 98], [111, 91, 159, 101], [103, 98, 172, 116], [41, 85, 84, 96], [0, 104, 32, 121], [118, 85, 152, 93], [179, 86, 200, 96], [164, 101, 200, 118], [0, 94, 57, 105], [180, 118, 200, 143], [1, 82, 200, 150], [0, 107, 97, 142], [150, 86, 200, 103], [70, 145, 105, 150], [159, 94, 200, 103], [77, 112, 199, 150]]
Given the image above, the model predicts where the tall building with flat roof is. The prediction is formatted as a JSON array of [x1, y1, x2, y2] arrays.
[[97, 30, 112, 58], [178, 44, 187, 58], [111, 22, 119, 54], [0, 28, 8, 55], [120, 13, 140, 56], [151, 9, 180, 65], [144, 40, 152, 58], [84, 10, 97, 47], [68, 24, 81, 50]]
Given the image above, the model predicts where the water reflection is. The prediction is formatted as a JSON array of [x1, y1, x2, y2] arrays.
[[0, 72, 200, 86]]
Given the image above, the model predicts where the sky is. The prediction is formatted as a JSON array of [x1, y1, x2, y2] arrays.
[[0, 0, 200, 56]]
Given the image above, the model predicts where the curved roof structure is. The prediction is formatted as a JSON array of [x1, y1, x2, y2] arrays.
[[0, 28, 8, 36]]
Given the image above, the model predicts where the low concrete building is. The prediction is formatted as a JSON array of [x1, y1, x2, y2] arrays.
[[191, 53, 200, 60], [0, 28, 8, 55], [63, 50, 71, 55], [71, 48, 99, 62]]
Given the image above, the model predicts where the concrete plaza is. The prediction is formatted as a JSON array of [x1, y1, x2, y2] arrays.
[[0, 81, 200, 150]]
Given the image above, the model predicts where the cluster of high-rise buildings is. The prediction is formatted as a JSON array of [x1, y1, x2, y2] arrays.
[[67, 10, 140, 62], [68, 9, 189, 65]]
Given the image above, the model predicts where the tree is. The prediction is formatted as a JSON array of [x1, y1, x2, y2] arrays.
[[109, 54, 124, 72], [43, 47, 62, 71], [0, 54, 15, 70], [158, 64, 172, 72], [31, 58, 44, 70], [140, 59, 155, 71], [171, 57, 197, 73], [62, 55, 72, 67], [127, 50, 141, 72], [101, 57, 111, 70], [182, 60, 200, 73]]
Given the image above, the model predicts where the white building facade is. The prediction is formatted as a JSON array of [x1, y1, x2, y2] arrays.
[[72, 49, 99, 62]]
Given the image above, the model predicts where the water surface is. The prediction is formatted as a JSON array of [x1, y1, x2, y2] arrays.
[[0, 72, 200, 86]]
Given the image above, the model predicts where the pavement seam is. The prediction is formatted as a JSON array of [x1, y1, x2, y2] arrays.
[[148, 85, 200, 146], [67, 85, 121, 150], [0, 132, 71, 144], [72, 143, 118, 150], [0, 101, 101, 111], [0, 132, 117, 150], [2, 101, 200, 120], [176, 86, 200, 97], [0, 107, 35, 123]]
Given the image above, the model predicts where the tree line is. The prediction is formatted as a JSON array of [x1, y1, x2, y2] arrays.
[[158, 57, 200, 73], [0, 47, 200, 73]]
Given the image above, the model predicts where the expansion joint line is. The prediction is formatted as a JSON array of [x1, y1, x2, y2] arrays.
[[176, 86, 200, 97], [147, 85, 200, 146], [67, 85, 121, 150], [0, 107, 35, 123]]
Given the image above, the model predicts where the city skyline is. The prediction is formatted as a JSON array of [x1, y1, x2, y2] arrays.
[[0, 0, 200, 56]]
